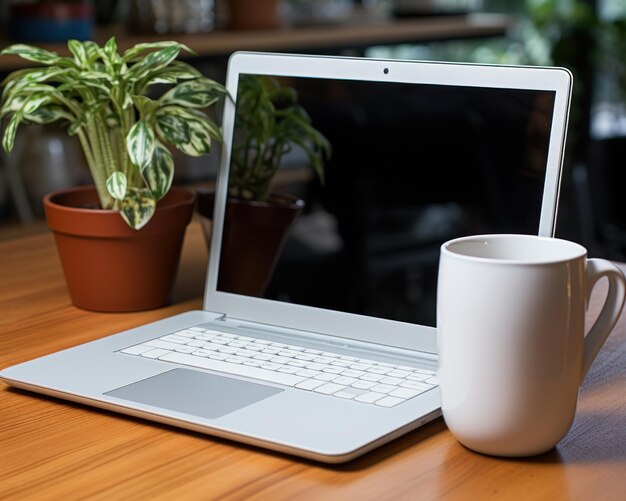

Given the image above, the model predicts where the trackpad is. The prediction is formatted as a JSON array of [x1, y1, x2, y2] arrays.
[[105, 368, 283, 419]]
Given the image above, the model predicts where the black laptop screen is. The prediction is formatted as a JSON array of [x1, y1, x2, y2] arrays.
[[217, 74, 556, 327]]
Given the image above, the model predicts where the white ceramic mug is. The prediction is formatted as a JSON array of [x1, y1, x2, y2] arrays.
[[437, 234, 626, 457]]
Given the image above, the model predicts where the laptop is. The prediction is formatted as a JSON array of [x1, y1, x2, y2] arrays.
[[0, 53, 572, 463]]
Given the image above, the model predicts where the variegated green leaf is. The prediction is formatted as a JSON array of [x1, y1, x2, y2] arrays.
[[122, 41, 194, 63], [157, 107, 221, 156], [2, 67, 71, 96], [126, 46, 181, 83], [2, 112, 22, 153], [120, 188, 156, 230], [22, 93, 52, 114], [68, 39, 89, 68], [133, 95, 159, 118], [160, 78, 226, 108], [155, 110, 191, 145], [126, 120, 155, 169], [141, 143, 173, 200], [0, 44, 64, 65], [145, 61, 201, 86], [0, 94, 27, 118], [103, 37, 119, 62], [24, 105, 73, 124], [106, 171, 127, 200]]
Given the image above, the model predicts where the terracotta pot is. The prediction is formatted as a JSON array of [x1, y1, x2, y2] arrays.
[[228, 0, 281, 30], [196, 189, 303, 297], [44, 186, 195, 312]]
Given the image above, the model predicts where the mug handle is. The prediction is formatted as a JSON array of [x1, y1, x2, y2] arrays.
[[582, 259, 626, 380]]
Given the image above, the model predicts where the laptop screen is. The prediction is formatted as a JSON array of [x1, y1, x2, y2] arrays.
[[217, 73, 556, 327]]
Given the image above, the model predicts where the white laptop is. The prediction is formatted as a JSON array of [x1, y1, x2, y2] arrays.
[[0, 53, 571, 463]]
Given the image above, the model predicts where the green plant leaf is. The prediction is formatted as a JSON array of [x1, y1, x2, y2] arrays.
[[2, 112, 22, 153], [120, 188, 156, 230], [126, 46, 181, 83], [23, 104, 73, 124], [68, 39, 89, 68], [155, 110, 191, 145], [157, 107, 221, 156], [0, 44, 64, 65], [143, 61, 202, 86], [122, 41, 194, 63], [141, 143, 173, 200], [160, 78, 226, 108], [126, 120, 155, 168], [105, 171, 127, 201], [133, 95, 159, 118]]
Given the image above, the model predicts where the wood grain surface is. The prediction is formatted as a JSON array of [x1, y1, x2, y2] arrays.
[[1, 220, 625, 500], [0, 15, 510, 71]]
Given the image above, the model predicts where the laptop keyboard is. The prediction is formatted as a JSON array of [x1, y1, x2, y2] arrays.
[[119, 326, 438, 408]]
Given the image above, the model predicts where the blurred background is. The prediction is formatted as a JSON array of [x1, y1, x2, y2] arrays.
[[1, 0, 626, 261]]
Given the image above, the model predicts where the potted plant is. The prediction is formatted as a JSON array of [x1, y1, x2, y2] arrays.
[[1, 38, 226, 311], [197, 74, 330, 296]]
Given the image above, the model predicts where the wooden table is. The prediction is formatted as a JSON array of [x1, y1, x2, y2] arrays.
[[1, 221, 625, 500]]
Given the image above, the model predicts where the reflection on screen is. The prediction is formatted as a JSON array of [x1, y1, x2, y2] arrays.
[[218, 74, 556, 327]]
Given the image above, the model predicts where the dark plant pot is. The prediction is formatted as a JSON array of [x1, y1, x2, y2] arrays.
[[43, 185, 195, 312], [196, 189, 303, 297]]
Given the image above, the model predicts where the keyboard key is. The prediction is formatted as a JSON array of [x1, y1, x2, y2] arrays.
[[278, 350, 298, 357], [425, 376, 439, 385], [211, 338, 229, 345], [226, 356, 246, 364], [342, 369, 365, 378], [253, 339, 270, 345], [272, 342, 288, 348], [354, 392, 385, 403], [367, 366, 391, 375], [334, 391, 358, 400], [238, 336, 255, 341], [296, 369, 322, 378], [220, 333, 237, 338], [380, 376, 404, 386], [287, 360, 307, 368], [260, 362, 281, 371], [174, 346, 196, 354], [295, 379, 326, 391], [314, 383, 346, 395], [192, 349, 215, 357], [160, 352, 306, 387], [228, 341, 247, 348], [141, 348, 171, 359], [314, 373, 338, 381], [321, 352, 340, 358], [209, 353, 228, 360], [187, 340, 205, 347], [400, 381, 433, 391], [370, 384, 398, 394], [322, 366, 343, 374], [304, 348, 322, 354], [243, 360, 263, 367], [407, 373, 430, 382], [389, 388, 422, 399], [351, 380, 377, 390], [189, 327, 206, 332], [278, 366, 300, 374], [199, 344, 219, 351], [387, 369, 411, 378], [287, 345, 305, 352], [350, 363, 372, 370], [121, 345, 153, 355], [314, 357, 333, 364], [270, 356, 290, 364], [375, 396, 405, 408], [295, 354, 315, 361], [245, 345, 264, 351], [333, 376, 357, 386], [340, 355, 358, 361], [360, 373, 384, 382], [235, 350, 255, 358], [397, 365, 419, 372], [331, 360, 350, 367], [160, 335, 190, 344], [262, 348, 280, 355], [305, 362, 326, 371], [218, 346, 237, 354]]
